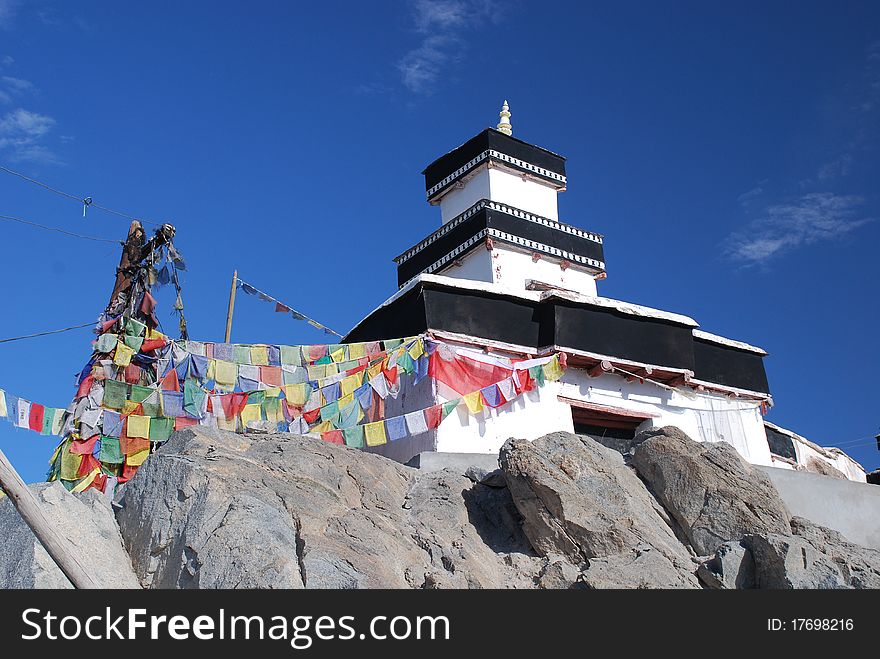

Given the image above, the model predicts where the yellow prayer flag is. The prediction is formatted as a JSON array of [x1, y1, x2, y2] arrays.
[[240, 403, 262, 426], [408, 339, 425, 360], [543, 355, 564, 382], [71, 469, 100, 493], [127, 449, 150, 467], [250, 345, 269, 366], [348, 343, 366, 360], [60, 449, 83, 481], [217, 417, 237, 432], [127, 415, 151, 439], [463, 391, 484, 414], [123, 400, 140, 416], [311, 420, 334, 434], [340, 373, 361, 397], [114, 341, 135, 367], [146, 328, 166, 341], [215, 360, 238, 387], [367, 361, 384, 379], [207, 359, 217, 382], [284, 383, 308, 406], [365, 420, 387, 447], [330, 347, 346, 363]]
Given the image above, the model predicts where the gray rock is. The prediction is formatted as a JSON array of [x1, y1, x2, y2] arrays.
[[464, 465, 506, 488], [0, 481, 139, 589], [499, 432, 699, 588], [697, 541, 755, 589], [536, 555, 583, 589], [115, 428, 540, 589], [582, 544, 699, 589], [632, 427, 792, 555], [744, 517, 880, 589]]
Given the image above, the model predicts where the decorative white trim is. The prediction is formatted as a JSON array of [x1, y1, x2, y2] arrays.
[[393, 199, 603, 265], [692, 329, 767, 355], [425, 149, 566, 199], [396, 229, 605, 290]]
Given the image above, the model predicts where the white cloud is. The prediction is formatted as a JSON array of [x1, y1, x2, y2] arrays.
[[726, 193, 871, 265], [398, 0, 496, 94], [0, 107, 60, 163], [0, 0, 17, 28]]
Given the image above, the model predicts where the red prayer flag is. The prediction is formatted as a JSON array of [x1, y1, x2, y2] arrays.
[[384, 366, 399, 386], [119, 464, 139, 483], [69, 434, 100, 455], [428, 351, 512, 396], [141, 338, 167, 353], [124, 364, 142, 384], [303, 407, 321, 424], [77, 453, 101, 478], [220, 392, 249, 419], [321, 430, 344, 445], [89, 473, 108, 493], [174, 417, 199, 431], [274, 302, 291, 313], [160, 368, 180, 392], [424, 405, 443, 429], [28, 403, 44, 432], [76, 374, 94, 399], [260, 366, 282, 387]]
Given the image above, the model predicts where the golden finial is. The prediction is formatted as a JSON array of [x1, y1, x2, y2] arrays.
[[496, 100, 512, 136]]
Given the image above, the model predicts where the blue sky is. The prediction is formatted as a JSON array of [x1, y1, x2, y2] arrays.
[[0, 0, 877, 482]]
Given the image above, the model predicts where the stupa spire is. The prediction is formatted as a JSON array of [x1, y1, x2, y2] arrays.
[[496, 100, 512, 136]]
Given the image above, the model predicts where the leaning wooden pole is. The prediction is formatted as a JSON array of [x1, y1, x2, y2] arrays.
[[0, 448, 99, 588], [224, 269, 237, 343]]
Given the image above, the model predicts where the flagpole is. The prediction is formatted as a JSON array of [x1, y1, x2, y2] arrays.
[[224, 269, 237, 343]]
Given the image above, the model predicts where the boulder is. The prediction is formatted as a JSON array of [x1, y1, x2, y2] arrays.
[[632, 427, 792, 555], [696, 540, 755, 589], [745, 517, 880, 589], [0, 481, 139, 589], [115, 427, 540, 589], [499, 432, 699, 588]]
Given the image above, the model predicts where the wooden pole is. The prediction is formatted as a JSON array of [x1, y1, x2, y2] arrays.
[[224, 269, 237, 343], [0, 447, 99, 589]]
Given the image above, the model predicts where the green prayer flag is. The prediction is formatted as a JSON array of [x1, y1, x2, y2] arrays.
[[247, 390, 265, 405], [98, 436, 124, 464], [343, 425, 365, 448], [529, 365, 546, 387], [148, 417, 175, 442], [442, 399, 460, 419], [279, 345, 301, 366], [383, 338, 403, 350], [397, 351, 415, 375], [141, 398, 162, 418], [321, 400, 340, 424], [95, 333, 118, 353], [103, 379, 128, 411], [233, 345, 251, 365], [130, 384, 152, 404], [124, 317, 146, 337], [314, 355, 332, 366], [40, 408, 55, 435], [124, 335, 145, 352]]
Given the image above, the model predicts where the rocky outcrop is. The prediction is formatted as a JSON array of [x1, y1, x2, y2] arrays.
[[499, 432, 700, 588], [4, 426, 878, 590], [114, 427, 540, 589], [699, 517, 880, 589], [632, 429, 792, 555], [0, 482, 139, 589]]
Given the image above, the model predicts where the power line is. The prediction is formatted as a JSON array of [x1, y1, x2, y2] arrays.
[[0, 163, 160, 227], [0, 214, 120, 244], [0, 322, 95, 345]]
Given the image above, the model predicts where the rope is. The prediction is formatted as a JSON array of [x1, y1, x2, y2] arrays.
[[0, 322, 95, 345], [0, 214, 119, 244], [0, 164, 160, 227], [236, 277, 344, 338]]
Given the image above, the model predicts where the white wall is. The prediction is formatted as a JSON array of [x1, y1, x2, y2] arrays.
[[439, 243, 599, 296], [431, 367, 774, 467], [438, 165, 560, 223]]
